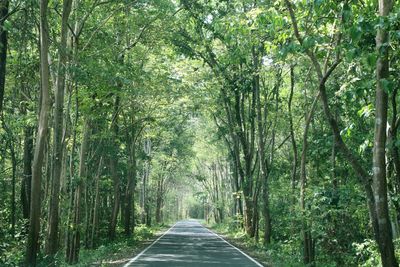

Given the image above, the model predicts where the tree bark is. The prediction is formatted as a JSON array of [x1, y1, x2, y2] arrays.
[[0, 0, 9, 114], [108, 96, 120, 239], [155, 178, 164, 224], [124, 139, 137, 235], [66, 119, 90, 264], [388, 89, 400, 238], [374, 0, 398, 265], [253, 44, 272, 245], [21, 126, 33, 220], [109, 156, 120, 239], [46, 0, 72, 256], [289, 65, 298, 197], [90, 156, 103, 249], [300, 92, 319, 264], [10, 135, 16, 236], [25, 0, 51, 264]]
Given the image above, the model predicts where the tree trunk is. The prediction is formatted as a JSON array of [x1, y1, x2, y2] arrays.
[[66, 119, 90, 264], [46, 0, 72, 256], [156, 179, 163, 224], [25, 0, 51, 264], [108, 96, 120, 240], [21, 126, 33, 220], [253, 45, 272, 245], [2, 119, 17, 236], [10, 136, 16, 236], [109, 156, 120, 239], [388, 88, 400, 238], [124, 140, 136, 236], [90, 156, 103, 249], [300, 92, 319, 264], [373, 0, 398, 265], [289, 66, 298, 198], [0, 0, 9, 113]]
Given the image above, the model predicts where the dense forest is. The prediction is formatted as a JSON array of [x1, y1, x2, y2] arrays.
[[1, 0, 400, 266]]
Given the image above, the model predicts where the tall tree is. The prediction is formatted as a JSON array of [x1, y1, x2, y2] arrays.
[[25, 0, 50, 265], [46, 0, 73, 256], [66, 119, 90, 264], [0, 0, 9, 113], [373, 0, 397, 265]]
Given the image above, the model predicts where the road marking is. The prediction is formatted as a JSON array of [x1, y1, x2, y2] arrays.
[[123, 220, 263, 267], [123, 222, 178, 267], [201, 222, 264, 267]]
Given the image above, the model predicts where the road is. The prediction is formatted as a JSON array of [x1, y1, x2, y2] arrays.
[[123, 220, 263, 267]]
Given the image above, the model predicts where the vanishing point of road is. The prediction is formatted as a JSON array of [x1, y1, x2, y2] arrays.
[[123, 220, 264, 267]]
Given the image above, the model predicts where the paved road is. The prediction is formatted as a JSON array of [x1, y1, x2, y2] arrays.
[[124, 220, 263, 267]]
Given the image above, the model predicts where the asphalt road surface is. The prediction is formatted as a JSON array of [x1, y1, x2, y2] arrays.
[[123, 220, 263, 267]]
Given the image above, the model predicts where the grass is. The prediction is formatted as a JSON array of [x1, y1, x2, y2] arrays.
[[50, 224, 169, 267], [206, 222, 308, 267]]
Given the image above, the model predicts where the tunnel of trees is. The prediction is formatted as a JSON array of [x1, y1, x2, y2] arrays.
[[0, 0, 400, 266]]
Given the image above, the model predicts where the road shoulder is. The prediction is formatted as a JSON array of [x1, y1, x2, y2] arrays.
[[83, 225, 171, 267], [204, 223, 273, 267]]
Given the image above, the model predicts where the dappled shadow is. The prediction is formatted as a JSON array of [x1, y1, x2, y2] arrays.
[[126, 220, 261, 267]]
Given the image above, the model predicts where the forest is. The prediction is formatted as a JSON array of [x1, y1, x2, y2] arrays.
[[0, 0, 400, 266]]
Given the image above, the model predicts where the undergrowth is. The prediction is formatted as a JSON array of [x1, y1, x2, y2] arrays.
[[209, 220, 400, 267], [2, 224, 166, 267]]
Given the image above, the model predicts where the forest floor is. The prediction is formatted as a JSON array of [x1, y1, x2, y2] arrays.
[[59, 225, 170, 267], [102, 226, 169, 267]]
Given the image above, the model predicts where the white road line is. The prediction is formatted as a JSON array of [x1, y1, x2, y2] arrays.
[[123, 222, 178, 267], [201, 222, 264, 267]]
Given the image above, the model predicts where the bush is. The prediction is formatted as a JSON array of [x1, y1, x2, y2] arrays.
[[134, 224, 153, 241]]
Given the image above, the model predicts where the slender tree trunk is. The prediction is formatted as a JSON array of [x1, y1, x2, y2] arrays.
[[108, 96, 120, 239], [10, 138, 16, 236], [46, 0, 73, 256], [65, 84, 78, 259], [21, 126, 33, 220], [253, 45, 272, 245], [25, 0, 51, 264], [300, 92, 319, 264], [141, 158, 150, 225], [90, 156, 103, 249], [235, 88, 256, 237], [2, 119, 17, 236], [124, 140, 136, 235], [109, 156, 120, 239], [388, 88, 400, 237], [289, 66, 298, 197], [155, 179, 163, 224], [374, 0, 398, 265], [0, 0, 9, 113], [66, 119, 90, 264]]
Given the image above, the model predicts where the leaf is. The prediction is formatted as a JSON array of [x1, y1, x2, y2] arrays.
[[349, 26, 362, 43], [302, 36, 316, 49], [380, 78, 394, 94], [357, 104, 373, 118], [366, 53, 377, 67]]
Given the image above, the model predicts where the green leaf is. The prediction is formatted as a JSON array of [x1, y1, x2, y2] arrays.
[[349, 26, 362, 43], [366, 53, 376, 67], [303, 36, 316, 49], [380, 78, 394, 94]]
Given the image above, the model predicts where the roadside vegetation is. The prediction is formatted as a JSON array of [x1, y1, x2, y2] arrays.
[[1, 0, 400, 266]]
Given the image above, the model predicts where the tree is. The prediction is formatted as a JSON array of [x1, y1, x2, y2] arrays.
[[25, 0, 50, 264], [0, 0, 9, 114], [46, 0, 72, 256], [373, 0, 397, 265]]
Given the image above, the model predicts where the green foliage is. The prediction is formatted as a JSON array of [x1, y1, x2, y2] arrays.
[[1, 0, 400, 266]]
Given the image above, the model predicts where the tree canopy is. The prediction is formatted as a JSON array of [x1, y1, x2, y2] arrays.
[[0, 0, 400, 266]]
